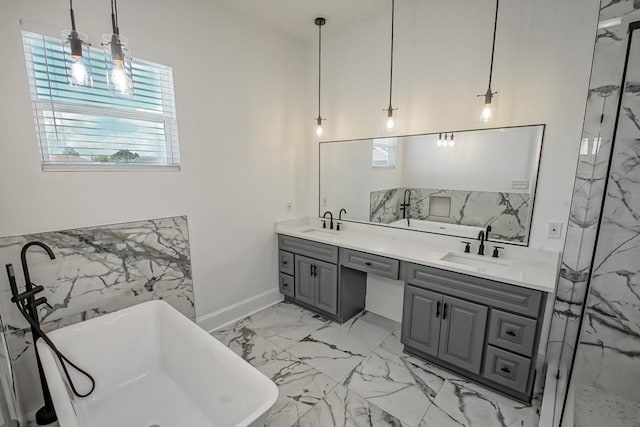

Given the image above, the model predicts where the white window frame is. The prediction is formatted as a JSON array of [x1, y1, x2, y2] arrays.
[[22, 30, 181, 172], [372, 138, 398, 169]]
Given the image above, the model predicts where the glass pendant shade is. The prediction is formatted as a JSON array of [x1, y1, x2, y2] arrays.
[[62, 30, 92, 86], [103, 33, 133, 95], [477, 89, 498, 123], [316, 117, 323, 137], [385, 108, 396, 132]]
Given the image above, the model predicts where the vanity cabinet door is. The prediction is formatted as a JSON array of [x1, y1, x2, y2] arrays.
[[295, 255, 316, 306], [402, 285, 442, 357], [438, 295, 487, 374], [315, 260, 338, 315]]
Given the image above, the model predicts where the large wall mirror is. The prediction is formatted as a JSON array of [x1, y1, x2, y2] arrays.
[[319, 125, 544, 245]]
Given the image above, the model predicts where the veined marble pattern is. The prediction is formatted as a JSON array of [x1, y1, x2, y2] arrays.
[[0, 216, 194, 424], [213, 302, 540, 427], [543, 2, 640, 425], [370, 188, 530, 243], [572, 20, 640, 411], [370, 188, 404, 224]]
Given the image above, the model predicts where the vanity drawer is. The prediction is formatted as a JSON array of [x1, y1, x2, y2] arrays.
[[279, 251, 294, 275], [279, 273, 294, 298], [340, 249, 399, 280], [278, 235, 338, 264], [483, 346, 531, 393], [404, 263, 542, 317], [488, 310, 537, 356]]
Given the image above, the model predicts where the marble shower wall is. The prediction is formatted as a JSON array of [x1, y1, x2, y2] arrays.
[[572, 7, 640, 424], [0, 216, 194, 423], [370, 187, 531, 243], [543, 1, 640, 425]]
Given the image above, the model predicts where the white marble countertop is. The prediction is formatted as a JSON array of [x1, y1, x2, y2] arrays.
[[276, 218, 559, 294]]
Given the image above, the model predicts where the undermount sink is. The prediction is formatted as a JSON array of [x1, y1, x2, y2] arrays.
[[301, 228, 339, 238], [440, 252, 523, 281]]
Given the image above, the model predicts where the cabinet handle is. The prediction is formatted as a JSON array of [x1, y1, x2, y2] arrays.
[[500, 366, 511, 374], [505, 330, 516, 337], [282, 260, 288, 265], [436, 301, 441, 318], [310, 266, 314, 277], [313, 265, 318, 276], [364, 262, 372, 266], [442, 303, 448, 320]]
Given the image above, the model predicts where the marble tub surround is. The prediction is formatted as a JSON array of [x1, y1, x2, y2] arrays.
[[369, 188, 531, 243], [276, 217, 560, 293], [0, 216, 194, 424], [213, 301, 541, 427]]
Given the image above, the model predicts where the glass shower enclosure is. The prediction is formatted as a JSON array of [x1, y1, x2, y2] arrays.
[[568, 20, 640, 427]]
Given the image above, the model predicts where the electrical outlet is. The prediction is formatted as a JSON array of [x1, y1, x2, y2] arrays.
[[547, 222, 563, 239], [286, 202, 293, 212], [322, 197, 328, 207]]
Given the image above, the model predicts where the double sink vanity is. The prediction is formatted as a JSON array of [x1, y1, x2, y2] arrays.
[[275, 219, 558, 404]]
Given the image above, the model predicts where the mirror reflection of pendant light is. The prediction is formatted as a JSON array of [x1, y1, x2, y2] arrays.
[[314, 17, 326, 138], [384, 0, 398, 131], [62, 0, 92, 86], [477, 0, 500, 123], [103, 0, 133, 95]]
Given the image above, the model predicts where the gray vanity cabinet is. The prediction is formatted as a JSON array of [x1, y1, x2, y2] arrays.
[[314, 260, 339, 315], [293, 255, 338, 315], [402, 286, 442, 357], [402, 287, 487, 374], [438, 296, 487, 374], [401, 262, 545, 403], [294, 255, 316, 306]]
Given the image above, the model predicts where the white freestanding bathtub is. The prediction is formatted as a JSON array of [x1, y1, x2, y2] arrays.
[[36, 300, 278, 427]]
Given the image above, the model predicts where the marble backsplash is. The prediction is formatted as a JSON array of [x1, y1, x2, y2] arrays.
[[370, 187, 531, 243], [0, 216, 194, 424]]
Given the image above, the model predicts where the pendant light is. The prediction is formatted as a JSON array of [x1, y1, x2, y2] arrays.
[[314, 17, 326, 137], [384, 0, 398, 131], [62, 0, 92, 86], [103, 0, 133, 95], [478, 0, 500, 123]]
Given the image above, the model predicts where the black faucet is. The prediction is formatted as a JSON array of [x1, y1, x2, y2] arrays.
[[477, 230, 486, 256], [336, 209, 347, 231], [13, 242, 58, 425], [322, 211, 334, 230], [400, 189, 411, 226]]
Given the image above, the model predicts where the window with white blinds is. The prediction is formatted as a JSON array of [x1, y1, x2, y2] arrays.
[[372, 138, 397, 168], [22, 31, 180, 170]]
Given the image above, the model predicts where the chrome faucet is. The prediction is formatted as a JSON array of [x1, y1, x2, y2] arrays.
[[322, 211, 334, 230]]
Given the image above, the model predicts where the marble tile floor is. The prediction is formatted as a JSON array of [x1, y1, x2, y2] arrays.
[[212, 301, 541, 427]]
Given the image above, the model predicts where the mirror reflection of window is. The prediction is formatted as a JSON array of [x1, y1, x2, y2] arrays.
[[372, 138, 398, 168]]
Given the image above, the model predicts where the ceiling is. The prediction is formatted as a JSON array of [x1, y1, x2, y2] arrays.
[[213, 0, 392, 41]]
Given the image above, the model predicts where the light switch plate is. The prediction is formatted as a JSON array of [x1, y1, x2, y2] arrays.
[[547, 222, 563, 239]]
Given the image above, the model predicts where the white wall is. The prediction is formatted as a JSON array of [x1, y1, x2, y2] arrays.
[[402, 127, 541, 193], [0, 0, 309, 322], [308, 0, 600, 251], [320, 139, 404, 220]]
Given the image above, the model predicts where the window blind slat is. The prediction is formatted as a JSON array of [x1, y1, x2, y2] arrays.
[[22, 30, 180, 169]]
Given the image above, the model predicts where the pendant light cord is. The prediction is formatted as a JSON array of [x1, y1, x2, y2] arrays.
[[488, 0, 499, 89], [318, 22, 322, 119], [111, 0, 120, 34], [69, 0, 77, 31], [388, 0, 395, 109]]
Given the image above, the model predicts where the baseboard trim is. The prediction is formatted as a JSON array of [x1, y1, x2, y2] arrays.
[[197, 288, 283, 333]]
